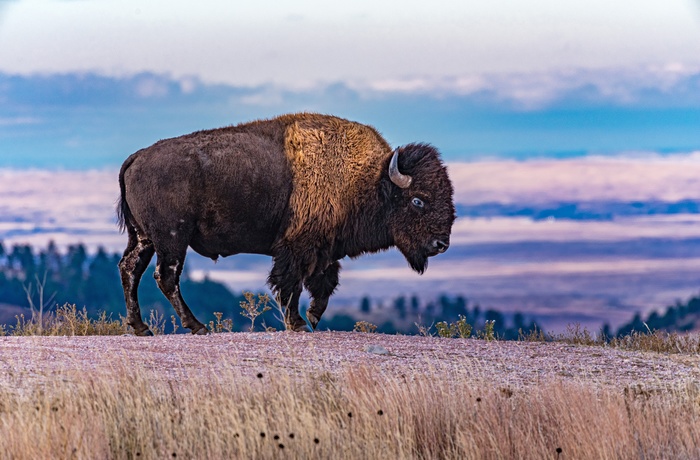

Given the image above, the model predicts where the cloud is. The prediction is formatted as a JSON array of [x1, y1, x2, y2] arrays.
[[0, 116, 40, 126], [449, 215, 700, 245], [355, 64, 700, 109], [133, 75, 169, 99], [238, 86, 285, 107], [4, 66, 700, 111], [448, 152, 700, 204]]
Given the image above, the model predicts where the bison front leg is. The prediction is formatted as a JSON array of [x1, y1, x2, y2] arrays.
[[304, 261, 340, 330], [154, 251, 208, 335], [279, 287, 309, 332], [269, 252, 311, 332]]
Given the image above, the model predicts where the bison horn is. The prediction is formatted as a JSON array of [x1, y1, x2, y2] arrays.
[[389, 149, 413, 189]]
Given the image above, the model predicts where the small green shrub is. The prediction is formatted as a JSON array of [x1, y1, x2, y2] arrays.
[[434, 317, 473, 338], [435, 321, 457, 338], [478, 320, 496, 341], [455, 315, 472, 338]]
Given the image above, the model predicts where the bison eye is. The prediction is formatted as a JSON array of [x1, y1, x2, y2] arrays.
[[411, 197, 424, 209]]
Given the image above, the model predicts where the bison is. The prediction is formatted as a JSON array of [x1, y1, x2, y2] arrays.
[[117, 113, 455, 335]]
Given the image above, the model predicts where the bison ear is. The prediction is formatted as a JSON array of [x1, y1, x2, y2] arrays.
[[389, 149, 413, 189]]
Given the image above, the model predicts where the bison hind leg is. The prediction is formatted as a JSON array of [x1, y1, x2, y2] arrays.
[[119, 229, 155, 336], [154, 249, 208, 335]]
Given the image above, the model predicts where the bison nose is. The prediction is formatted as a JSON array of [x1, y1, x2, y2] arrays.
[[432, 239, 449, 253]]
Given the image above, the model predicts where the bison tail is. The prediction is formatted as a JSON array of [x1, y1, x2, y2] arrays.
[[116, 154, 137, 234], [116, 194, 131, 234]]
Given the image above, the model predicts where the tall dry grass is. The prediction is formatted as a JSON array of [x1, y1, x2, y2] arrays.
[[1, 353, 699, 460]]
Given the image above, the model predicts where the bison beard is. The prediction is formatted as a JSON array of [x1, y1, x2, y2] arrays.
[[117, 113, 455, 335], [404, 249, 429, 275]]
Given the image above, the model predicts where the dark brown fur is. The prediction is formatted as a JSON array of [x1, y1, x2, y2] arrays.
[[117, 113, 455, 334]]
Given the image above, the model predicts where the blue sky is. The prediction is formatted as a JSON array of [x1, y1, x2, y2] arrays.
[[1, 1, 700, 167], [2, 71, 700, 169]]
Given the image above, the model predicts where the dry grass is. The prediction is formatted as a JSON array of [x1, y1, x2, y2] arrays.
[[1, 343, 699, 460], [6, 303, 128, 337], [540, 323, 700, 354]]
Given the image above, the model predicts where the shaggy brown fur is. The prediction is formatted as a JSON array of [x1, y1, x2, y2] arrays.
[[283, 114, 390, 242]]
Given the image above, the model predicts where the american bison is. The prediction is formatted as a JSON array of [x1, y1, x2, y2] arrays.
[[117, 113, 455, 335]]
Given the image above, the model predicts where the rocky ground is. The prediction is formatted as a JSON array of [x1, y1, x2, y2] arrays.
[[1, 332, 698, 394]]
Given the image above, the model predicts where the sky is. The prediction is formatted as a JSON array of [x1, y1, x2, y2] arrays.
[[2, 0, 700, 86], [1, 1, 700, 167]]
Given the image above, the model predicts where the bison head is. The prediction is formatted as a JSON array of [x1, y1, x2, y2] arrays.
[[385, 143, 456, 274]]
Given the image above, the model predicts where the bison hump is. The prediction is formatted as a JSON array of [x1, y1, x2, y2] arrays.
[[283, 116, 390, 242]]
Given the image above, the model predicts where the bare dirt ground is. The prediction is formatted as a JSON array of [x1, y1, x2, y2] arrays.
[[1, 332, 698, 394]]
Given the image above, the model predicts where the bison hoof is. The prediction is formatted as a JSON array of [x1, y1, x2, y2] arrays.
[[191, 325, 210, 335], [292, 323, 313, 333], [135, 328, 154, 337]]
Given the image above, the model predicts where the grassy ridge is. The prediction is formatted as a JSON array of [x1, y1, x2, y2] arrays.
[[5, 303, 700, 356]]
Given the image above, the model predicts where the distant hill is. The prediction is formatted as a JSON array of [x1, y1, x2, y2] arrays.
[[457, 200, 700, 221]]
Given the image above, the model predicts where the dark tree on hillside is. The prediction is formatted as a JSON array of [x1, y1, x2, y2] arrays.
[[11, 245, 36, 279], [439, 295, 468, 321], [360, 296, 371, 314], [39, 240, 63, 278], [410, 295, 420, 314], [484, 309, 505, 326], [688, 297, 700, 314], [64, 244, 88, 304], [615, 293, 700, 336], [393, 296, 407, 319], [83, 247, 123, 316], [617, 312, 645, 336], [513, 312, 526, 331]]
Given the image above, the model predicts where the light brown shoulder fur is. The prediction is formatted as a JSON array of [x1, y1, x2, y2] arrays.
[[280, 114, 391, 243]]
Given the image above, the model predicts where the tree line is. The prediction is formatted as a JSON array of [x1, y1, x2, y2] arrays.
[[0, 241, 541, 336], [615, 296, 700, 336], [0, 241, 262, 331], [330, 293, 542, 339]]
